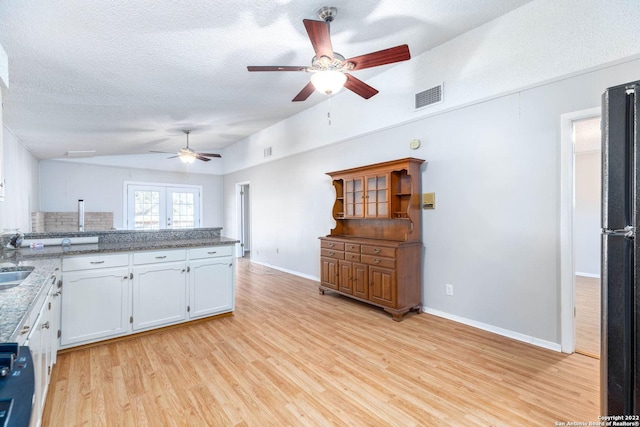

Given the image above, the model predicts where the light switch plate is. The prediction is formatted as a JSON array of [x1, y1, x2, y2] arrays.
[[422, 192, 435, 209]]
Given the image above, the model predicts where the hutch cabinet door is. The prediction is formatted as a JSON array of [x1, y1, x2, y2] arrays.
[[321, 257, 339, 290], [338, 260, 353, 294], [365, 173, 389, 218], [352, 263, 369, 299], [344, 177, 364, 218], [368, 266, 397, 307]]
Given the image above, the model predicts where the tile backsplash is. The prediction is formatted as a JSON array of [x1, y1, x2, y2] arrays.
[[31, 211, 113, 232]]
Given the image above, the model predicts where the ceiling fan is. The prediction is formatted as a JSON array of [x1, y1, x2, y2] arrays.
[[150, 130, 221, 164], [247, 6, 411, 102]]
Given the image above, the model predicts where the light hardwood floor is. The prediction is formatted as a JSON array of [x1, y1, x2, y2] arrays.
[[43, 259, 600, 426], [575, 275, 600, 358]]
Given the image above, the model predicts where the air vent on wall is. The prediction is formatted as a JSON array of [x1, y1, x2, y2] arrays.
[[66, 150, 96, 158], [415, 84, 443, 110]]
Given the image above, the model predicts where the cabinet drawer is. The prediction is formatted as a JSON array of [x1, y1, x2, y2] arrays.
[[63, 253, 130, 271], [133, 249, 186, 265], [321, 240, 345, 251], [361, 245, 396, 258], [321, 249, 345, 260], [189, 246, 233, 259], [345, 252, 361, 262], [361, 255, 395, 269], [345, 243, 361, 253]]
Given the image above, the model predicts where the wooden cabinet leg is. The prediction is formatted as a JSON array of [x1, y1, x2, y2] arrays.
[[319, 287, 325, 295], [384, 308, 406, 321]]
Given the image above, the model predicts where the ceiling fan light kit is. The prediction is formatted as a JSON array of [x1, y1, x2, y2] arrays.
[[149, 130, 221, 163], [311, 70, 347, 95], [178, 150, 197, 164], [247, 6, 411, 102]]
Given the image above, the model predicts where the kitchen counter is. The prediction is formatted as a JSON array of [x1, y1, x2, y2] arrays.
[[11, 236, 239, 260], [0, 228, 239, 342], [0, 257, 60, 342]]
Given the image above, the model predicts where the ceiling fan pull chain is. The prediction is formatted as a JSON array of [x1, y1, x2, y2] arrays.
[[327, 96, 332, 126]]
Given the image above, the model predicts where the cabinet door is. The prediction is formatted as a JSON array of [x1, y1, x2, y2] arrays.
[[338, 260, 353, 295], [27, 305, 45, 425], [132, 261, 186, 330], [189, 257, 234, 319], [61, 268, 130, 346], [365, 173, 389, 218], [344, 177, 364, 218], [368, 266, 396, 307], [352, 263, 369, 299], [26, 285, 55, 426], [320, 257, 339, 290]]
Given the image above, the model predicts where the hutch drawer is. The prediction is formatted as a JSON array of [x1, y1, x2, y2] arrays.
[[345, 252, 361, 262], [321, 240, 345, 251], [361, 255, 395, 269], [361, 245, 395, 258], [321, 248, 345, 260]]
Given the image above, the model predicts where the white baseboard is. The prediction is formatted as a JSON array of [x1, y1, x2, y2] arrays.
[[249, 260, 320, 282], [422, 307, 562, 352], [575, 272, 601, 279]]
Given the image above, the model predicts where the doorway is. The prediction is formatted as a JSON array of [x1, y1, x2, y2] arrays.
[[573, 117, 602, 358], [236, 182, 251, 259], [560, 108, 601, 356]]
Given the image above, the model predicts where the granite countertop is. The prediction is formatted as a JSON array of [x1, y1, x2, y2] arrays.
[[13, 236, 239, 259], [0, 230, 239, 342], [0, 257, 61, 342]]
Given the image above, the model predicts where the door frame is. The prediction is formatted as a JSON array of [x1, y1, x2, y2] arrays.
[[559, 106, 600, 353], [235, 181, 251, 258]]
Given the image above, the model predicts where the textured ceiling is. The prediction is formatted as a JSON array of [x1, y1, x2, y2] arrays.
[[0, 0, 531, 161]]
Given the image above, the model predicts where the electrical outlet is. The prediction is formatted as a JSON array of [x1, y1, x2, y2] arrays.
[[445, 284, 454, 296]]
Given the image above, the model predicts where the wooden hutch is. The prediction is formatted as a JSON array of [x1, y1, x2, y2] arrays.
[[319, 157, 424, 321]]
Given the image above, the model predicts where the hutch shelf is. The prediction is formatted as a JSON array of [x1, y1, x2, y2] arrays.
[[319, 157, 425, 321]]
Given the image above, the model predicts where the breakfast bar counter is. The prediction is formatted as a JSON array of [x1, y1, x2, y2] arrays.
[[0, 228, 238, 342]]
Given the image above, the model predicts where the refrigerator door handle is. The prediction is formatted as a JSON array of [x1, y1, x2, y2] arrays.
[[603, 225, 635, 238]]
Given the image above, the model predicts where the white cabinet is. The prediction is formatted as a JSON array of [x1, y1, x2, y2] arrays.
[[60, 245, 234, 348], [132, 250, 187, 331], [188, 246, 234, 319], [60, 254, 130, 347], [26, 269, 60, 427]]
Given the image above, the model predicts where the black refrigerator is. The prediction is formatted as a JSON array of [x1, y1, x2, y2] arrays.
[[601, 79, 640, 415]]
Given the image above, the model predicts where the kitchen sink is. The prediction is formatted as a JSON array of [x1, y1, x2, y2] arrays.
[[0, 267, 35, 290]]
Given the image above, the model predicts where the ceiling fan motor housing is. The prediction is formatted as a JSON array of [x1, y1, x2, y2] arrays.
[[317, 6, 337, 22]]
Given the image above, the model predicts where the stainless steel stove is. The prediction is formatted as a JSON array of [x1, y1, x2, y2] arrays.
[[0, 344, 34, 427]]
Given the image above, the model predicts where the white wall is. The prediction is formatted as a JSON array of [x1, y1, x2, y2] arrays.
[[0, 124, 39, 231], [574, 151, 601, 277], [39, 160, 224, 229]]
